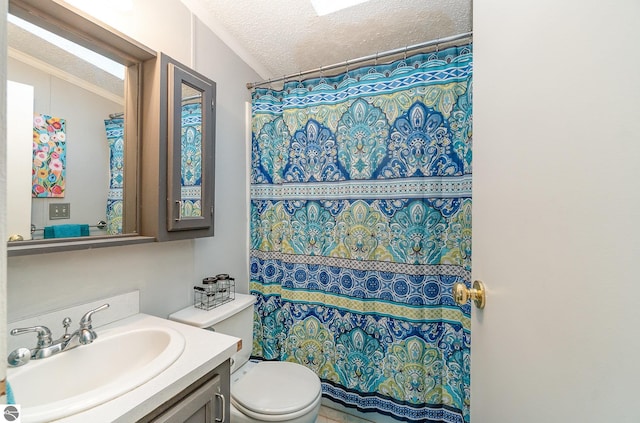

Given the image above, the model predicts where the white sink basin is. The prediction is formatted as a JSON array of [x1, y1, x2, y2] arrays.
[[8, 325, 186, 422]]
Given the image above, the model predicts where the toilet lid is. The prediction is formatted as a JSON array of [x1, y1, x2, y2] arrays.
[[231, 361, 321, 415]]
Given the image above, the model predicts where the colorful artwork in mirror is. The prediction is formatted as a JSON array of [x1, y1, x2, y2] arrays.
[[32, 113, 66, 198]]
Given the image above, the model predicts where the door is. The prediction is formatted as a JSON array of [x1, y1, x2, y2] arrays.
[[472, 1, 640, 422], [151, 375, 226, 423], [166, 57, 216, 232]]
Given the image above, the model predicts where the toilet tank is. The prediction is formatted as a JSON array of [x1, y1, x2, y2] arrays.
[[169, 293, 256, 372]]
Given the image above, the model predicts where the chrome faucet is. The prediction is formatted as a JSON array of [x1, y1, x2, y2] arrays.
[[8, 303, 110, 367]]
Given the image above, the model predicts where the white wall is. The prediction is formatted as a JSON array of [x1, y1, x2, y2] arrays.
[[192, 15, 253, 290], [7, 0, 259, 323], [472, 0, 640, 422]]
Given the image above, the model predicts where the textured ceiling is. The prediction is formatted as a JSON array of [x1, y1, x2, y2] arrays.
[[182, 0, 472, 81]]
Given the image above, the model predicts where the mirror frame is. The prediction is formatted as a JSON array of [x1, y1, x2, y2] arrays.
[[7, 0, 157, 256]]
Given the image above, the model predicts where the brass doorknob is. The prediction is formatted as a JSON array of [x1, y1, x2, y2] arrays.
[[453, 280, 486, 309]]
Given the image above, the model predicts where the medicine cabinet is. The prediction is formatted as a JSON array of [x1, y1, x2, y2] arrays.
[[140, 54, 216, 241]]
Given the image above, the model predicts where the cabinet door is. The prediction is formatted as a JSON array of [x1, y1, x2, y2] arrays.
[[166, 60, 215, 232], [151, 375, 226, 423]]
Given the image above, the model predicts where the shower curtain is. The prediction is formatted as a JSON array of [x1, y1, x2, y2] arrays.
[[250, 45, 473, 423], [104, 118, 124, 235]]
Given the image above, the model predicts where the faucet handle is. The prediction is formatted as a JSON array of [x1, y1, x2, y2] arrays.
[[10, 325, 53, 348], [7, 347, 31, 367], [79, 303, 110, 329], [61, 317, 72, 339]]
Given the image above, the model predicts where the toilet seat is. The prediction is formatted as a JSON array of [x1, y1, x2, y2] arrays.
[[231, 361, 322, 421]]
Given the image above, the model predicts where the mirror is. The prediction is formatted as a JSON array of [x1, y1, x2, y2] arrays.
[[6, 0, 155, 254], [177, 83, 203, 219]]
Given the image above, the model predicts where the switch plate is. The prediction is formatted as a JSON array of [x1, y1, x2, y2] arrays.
[[49, 203, 70, 220]]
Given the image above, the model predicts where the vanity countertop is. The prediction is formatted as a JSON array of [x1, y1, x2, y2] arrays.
[[51, 313, 239, 422]]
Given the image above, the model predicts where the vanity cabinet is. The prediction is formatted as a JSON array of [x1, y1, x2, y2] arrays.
[[140, 53, 216, 241], [143, 360, 230, 423], [151, 376, 224, 423]]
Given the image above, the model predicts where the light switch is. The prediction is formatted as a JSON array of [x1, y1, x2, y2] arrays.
[[50, 203, 70, 219]]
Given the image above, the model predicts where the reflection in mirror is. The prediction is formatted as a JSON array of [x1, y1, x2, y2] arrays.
[[180, 83, 203, 219], [7, 13, 125, 240]]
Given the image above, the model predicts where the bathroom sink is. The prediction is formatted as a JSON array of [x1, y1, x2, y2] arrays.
[[8, 325, 186, 422]]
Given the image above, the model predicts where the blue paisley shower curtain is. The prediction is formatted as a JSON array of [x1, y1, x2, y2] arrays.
[[250, 45, 473, 423]]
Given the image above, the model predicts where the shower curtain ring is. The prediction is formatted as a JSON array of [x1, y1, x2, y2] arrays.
[[297, 70, 304, 88], [319, 65, 327, 84]]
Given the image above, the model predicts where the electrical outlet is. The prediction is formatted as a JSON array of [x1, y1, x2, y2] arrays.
[[50, 203, 70, 220]]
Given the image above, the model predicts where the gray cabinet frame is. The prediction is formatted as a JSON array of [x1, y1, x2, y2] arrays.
[[141, 53, 216, 241]]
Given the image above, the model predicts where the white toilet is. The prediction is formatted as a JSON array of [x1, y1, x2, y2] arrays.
[[169, 293, 322, 423]]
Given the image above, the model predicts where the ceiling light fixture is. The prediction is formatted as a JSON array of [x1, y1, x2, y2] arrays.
[[310, 0, 371, 16], [8, 14, 125, 80]]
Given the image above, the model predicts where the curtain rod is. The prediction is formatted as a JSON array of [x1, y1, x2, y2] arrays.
[[246, 31, 472, 90]]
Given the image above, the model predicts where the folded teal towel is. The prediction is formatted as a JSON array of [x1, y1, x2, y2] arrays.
[[6, 380, 15, 404], [44, 224, 90, 239]]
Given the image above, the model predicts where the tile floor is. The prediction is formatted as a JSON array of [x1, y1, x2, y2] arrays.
[[316, 405, 375, 423]]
